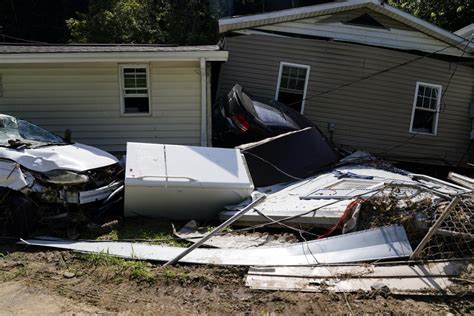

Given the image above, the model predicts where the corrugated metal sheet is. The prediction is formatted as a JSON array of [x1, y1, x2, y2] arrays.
[[20, 225, 413, 266], [218, 34, 474, 165], [0, 61, 202, 152]]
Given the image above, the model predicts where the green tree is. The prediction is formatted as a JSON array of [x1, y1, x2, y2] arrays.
[[67, 0, 219, 45], [389, 0, 473, 32], [66, 0, 168, 44]]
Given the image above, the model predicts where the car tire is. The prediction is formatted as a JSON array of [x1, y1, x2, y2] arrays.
[[3, 192, 38, 237]]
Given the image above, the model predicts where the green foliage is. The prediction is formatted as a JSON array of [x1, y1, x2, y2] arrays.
[[96, 218, 191, 247], [77, 252, 155, 282], [388, 0, 474, 32], [66, 0, 167, 44], [66, 0, 218, 45]]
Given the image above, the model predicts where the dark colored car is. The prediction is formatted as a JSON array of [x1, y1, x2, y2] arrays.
[[212, 84, 317, 147]]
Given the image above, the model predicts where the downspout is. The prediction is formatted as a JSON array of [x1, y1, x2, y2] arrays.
[[200, 58, 208, 146], [206, 62, 213, 146]]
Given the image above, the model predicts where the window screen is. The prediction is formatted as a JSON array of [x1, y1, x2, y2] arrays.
[[410, 83, 442, 135], [276, 63, 309, 113], [121, 66, 150, 114]]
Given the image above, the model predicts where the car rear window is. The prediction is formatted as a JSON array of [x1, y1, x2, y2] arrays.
[[253, 101, 298, 128]]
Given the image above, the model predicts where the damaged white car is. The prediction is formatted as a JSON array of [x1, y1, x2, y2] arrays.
[[0, 114, 124, 235]]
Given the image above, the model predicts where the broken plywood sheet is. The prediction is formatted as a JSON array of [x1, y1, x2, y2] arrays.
[[21, 225, 412, 266], [246, 261, 471, 294], [220, 165, 416, 227]]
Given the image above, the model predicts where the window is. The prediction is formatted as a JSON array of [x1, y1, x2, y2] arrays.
[[275, 62, 310, 113], [119, 65, 151, 115], [410, 82, 442, 135]]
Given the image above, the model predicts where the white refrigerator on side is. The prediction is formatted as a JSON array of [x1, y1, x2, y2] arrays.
[[124, 142, 254, 220]]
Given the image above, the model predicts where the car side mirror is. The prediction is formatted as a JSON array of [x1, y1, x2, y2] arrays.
[[64, 129, 72, 143]]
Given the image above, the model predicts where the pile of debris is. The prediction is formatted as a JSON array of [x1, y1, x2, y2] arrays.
[[16, 127, 473, 296]]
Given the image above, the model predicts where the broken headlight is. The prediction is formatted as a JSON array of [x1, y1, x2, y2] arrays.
[[41, 170, 89, 185]]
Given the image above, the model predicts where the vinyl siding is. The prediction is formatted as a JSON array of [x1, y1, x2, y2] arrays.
[[253, 9, 465, 56], [0, 61, 202, 152], [219, 34, 474, 165]]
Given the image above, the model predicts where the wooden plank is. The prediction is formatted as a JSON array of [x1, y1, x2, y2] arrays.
[[246, 261, 471, 295], [248, 261, 470, 278], [245, 275, 454, 294]]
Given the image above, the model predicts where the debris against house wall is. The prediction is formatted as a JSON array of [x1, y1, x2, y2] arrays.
[[220, 152, 469, 231]]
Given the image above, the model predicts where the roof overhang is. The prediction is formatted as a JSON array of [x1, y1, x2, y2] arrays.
[[455, 24, 474, 39], [219, 0, 473, 54], [0, 50, 229, 64]]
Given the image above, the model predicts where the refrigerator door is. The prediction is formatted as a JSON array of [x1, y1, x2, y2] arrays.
[[124, 142, 254, 220]]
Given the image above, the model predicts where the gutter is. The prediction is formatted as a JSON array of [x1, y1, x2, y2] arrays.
[[0, 51, 229, 64], [200, 58, 208, 146]]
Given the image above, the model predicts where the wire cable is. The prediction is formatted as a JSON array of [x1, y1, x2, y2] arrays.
[[0, 34, 48, 44], [241, 150, 305, 181], [379, 36, 473, 158], [286, 37, 473, 108]]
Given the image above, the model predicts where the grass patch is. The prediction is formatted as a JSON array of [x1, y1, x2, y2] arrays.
[[0, 265, 28, 281], [96, 218, 191, 247], [160, 267, 210, 285], [77, 252, 155, 282]]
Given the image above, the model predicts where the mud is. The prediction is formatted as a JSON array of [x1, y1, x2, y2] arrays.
[[0, 244, 472, 315]]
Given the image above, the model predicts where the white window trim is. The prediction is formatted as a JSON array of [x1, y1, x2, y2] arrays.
[[119, 64, 152, 116], [301, 178, 384, 200], [409, 81, 442, 136], [275, 62, 311, 114]]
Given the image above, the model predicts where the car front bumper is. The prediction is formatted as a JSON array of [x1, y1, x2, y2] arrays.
[[60, 181, 123, 204]]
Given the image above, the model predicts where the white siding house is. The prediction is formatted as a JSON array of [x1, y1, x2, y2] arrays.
[[0, 45, 228, 152]]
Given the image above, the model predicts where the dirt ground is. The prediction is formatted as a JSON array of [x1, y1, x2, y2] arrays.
[[0, 243, 472, 315]]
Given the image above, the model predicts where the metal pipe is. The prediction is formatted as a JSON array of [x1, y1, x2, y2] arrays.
[[163, 194, 266, 267]]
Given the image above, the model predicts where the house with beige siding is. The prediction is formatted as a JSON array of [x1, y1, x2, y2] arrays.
[[0, 45, 228, 153], [218, 0, 474, 167]]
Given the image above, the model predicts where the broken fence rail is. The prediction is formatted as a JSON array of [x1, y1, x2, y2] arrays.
[[410, 193, 474, 260]]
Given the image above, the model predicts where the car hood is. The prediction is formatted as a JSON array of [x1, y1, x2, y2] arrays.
[[0, 142, 118, 173]]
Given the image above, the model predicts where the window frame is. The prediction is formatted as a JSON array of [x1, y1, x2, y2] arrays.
[[409, 81, 442, 136], [300, 179, 384, 200], [119, 64, 152, 116], [275, 62, 311, 114]]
